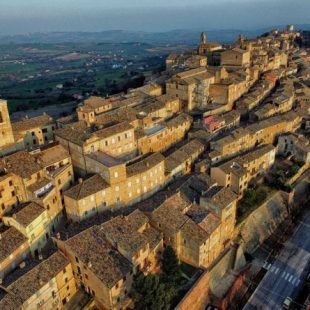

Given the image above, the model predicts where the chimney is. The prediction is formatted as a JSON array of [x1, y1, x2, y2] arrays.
[[88, 261, 92, 269]]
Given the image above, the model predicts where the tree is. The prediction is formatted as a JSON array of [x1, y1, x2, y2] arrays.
[[242, 189, 257, 206], [162, 246, 181, 285], [130, 272, 176, 310]]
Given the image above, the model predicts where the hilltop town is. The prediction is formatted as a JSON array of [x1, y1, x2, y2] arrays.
[[0, 25, 310, 310]]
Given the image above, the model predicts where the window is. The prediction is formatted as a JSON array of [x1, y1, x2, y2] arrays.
[[75, 257, 79, 263], [112, 138, 115, 144], [105, 141, 108, 146], [128, 182, 132, 188], [114, 172, 119, 178], [90, 195, 95, 202], [143, 176, 146, 181], [42, 128, 48, 133], [143, 186, 147, 193], [128, 192, 132, 198], [116, 197, 121, 203], [118, 136, 121, 142], [9, 180, 13, 186], [58, 179, 61, 185], [11, 191, 15, 197], [85, 274, 89, 280], [102, 190, 106, 196], [31, 132, 35, 136], [115, 186, 119, 192]]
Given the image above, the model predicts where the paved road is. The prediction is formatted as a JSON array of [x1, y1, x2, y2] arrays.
[[243, 210, 310, 310]]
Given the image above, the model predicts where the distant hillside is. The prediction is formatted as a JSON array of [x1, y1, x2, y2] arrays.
[[1, 25, 310, 45]]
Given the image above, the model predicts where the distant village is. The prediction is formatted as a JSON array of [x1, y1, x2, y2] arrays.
[[0, 24, 310, 310]]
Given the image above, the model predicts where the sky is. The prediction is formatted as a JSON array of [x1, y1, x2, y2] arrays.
[[0, 0, 309, 35]]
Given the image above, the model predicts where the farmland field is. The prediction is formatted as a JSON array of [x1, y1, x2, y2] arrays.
[[0, 41, 181, 116]]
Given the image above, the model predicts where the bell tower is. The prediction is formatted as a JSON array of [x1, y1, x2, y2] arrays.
[[198, 32, 208, 55], [0, 99, 15, 148]]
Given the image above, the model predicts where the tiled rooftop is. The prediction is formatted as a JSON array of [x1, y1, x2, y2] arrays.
[[12, 114, 54, 132], [100, 209, 162, 257], [5, 201, 45, 227], [55, 127, 92, 146], [126, 153, 164, 177], [64, 226, 132, 288], [65, 174, 109, 200], [95, 121, 134, 139], [0, 226, 28, 262], [203, 186, 238, 210], [0, 251, 69, 306], [0, 151, 42, 179], [33, 144, 70, 167]]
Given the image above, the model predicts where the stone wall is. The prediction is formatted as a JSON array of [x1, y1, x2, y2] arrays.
[[175, 271, 210, 310], [238, 191, 289, 253]]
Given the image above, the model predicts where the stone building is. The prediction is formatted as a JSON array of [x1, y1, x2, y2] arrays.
[[2, 202, 50, 256], [136, 113, 192, 155], [210, 111, 301, 162], [149, 190, 237, 269], [55, 210, 163, 310], [64, 152, 165, 221], [0, 144, 73, 220], [277, 133, 310, 164], [0, 251, 77, 310], [166, 68, 215, 111], [0, 226, 29, 279], [12, 114, 55, 150], [211, 144, 276, 195], [165, 139, 205, 179], [220, 48, 251, 68]]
